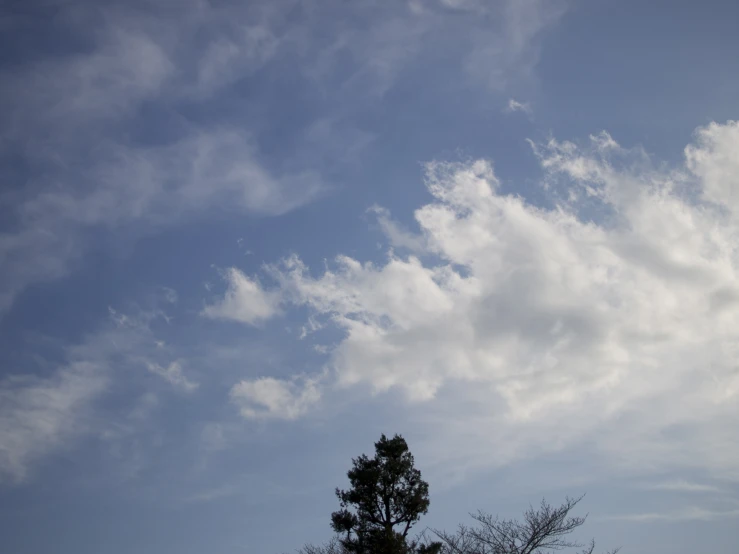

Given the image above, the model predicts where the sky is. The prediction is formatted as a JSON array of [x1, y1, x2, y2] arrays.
[[1, 0, 739, 553]]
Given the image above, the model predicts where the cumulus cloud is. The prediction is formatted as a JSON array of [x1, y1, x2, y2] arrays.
[[202, 268, 281, 325], [685, 120, 739, 211], [221, 120, 739, 480], [230, 374, 323, 420]]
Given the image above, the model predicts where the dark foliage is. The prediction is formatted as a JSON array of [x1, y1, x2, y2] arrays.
[[330, 434, 442, 554], [291, 437, 618, 554]]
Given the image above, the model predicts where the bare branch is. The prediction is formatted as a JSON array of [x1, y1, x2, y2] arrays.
[[430, 496, 618, 554]]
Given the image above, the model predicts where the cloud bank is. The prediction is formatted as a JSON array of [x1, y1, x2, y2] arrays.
[[215, 121, 739, 480]]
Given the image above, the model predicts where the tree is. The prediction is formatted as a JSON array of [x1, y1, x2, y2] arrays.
[[330, 433, 442, 554], [431, 495, 619, 554], [295, 537, 348, 554]]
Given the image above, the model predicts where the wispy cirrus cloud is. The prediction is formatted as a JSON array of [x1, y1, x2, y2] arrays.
[[643, 480, 722, 494], [1, 0, 566, 316], [0, 127, 324, 314], [0, 1, 300, 316], [0, 360, 107, 484], [146, 361, 199, 393], [463, 0, 568, 91], [505, 98, 533, 116], [601, 506, 739, 523], [0, 302, 193, 483]]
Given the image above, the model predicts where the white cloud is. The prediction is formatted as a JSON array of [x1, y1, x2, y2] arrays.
[[1, 29, 172, 137], [685, 120, 739, 212], [302, 0, 567, 97], [0, 303, 193, 483], [0, 362, 107, 483], [202, 268, 281, 326], [146, 361, 199, 393], [230, 375, 323, 420], [107, 306, 204, 394], [0, 0, 324, 316], [192, 24, 280, 97], [0, 128, 323, 315], [0, 0, 571, 315], [505, 98, 533, 116], [0, 2, 283, 134], [464, 0, 568, 91], [18, 128, 322, 226], [236, 120, 739, 482], [369, 205, 427, 252], [160, 287, 179, 305]]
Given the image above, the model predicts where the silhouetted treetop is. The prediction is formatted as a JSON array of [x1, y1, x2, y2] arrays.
[[330, 433, 440, 554]]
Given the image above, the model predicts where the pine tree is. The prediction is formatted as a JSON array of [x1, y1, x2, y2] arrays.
[[330, 434, 441, 554]]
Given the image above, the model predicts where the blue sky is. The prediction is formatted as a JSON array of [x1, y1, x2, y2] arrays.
[[2, 0, 739, 553]]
